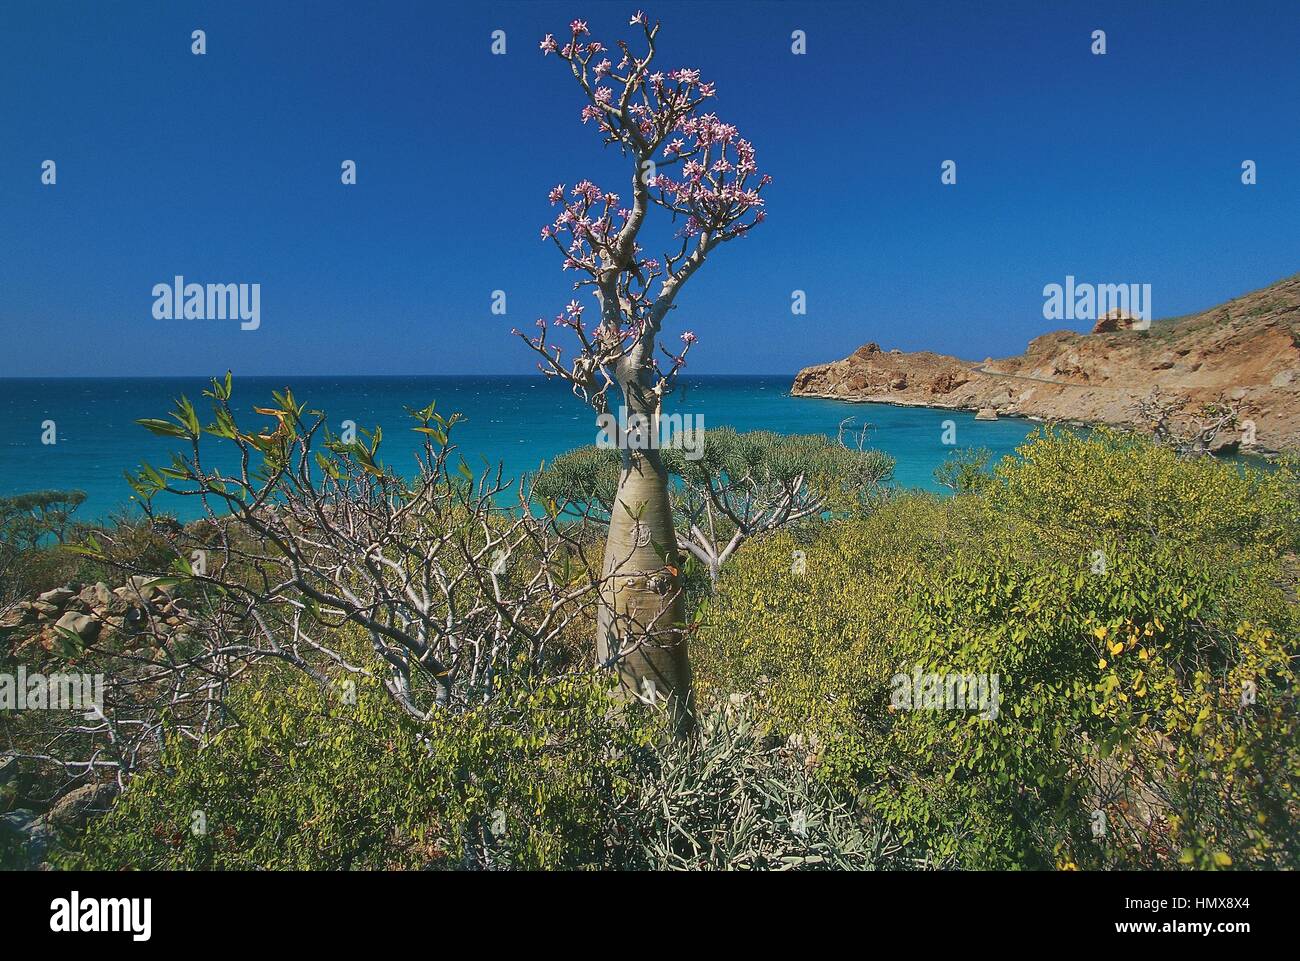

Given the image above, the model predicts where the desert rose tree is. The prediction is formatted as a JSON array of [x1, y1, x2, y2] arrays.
[[517, 12, 770, 732]]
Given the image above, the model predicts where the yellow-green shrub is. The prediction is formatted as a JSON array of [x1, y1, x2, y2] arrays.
[[70, 667, 653, 871], [694, 430, 1300, 869]]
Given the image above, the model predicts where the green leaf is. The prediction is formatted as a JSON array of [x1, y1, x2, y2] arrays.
[[136, 418, 191, 439], [174, 395, 201, 437]]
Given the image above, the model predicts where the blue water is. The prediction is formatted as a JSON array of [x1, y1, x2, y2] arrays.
[[0, 376, 1038, 523]]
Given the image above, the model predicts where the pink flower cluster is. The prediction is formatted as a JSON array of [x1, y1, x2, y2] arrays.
[[648, 113, 770, 239], [520, 13, 769, 402], [540, 179, 632, 277], [539, 15, 730, 148], [538, 18, 770, 242]]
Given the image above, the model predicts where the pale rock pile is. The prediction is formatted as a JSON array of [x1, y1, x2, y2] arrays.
[[1, 576, 197, 658]]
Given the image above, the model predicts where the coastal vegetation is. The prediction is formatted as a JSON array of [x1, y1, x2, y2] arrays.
[[2, 376, 1296, 870], [2, 11, 1297, 875]]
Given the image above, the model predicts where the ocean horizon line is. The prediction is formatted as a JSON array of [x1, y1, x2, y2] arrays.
[[0, 372, 800, 381]]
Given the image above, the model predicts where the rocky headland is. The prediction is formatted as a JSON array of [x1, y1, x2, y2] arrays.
[[792, 273, 1300, 452]]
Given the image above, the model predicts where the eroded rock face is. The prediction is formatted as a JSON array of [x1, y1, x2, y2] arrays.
[[1092, 308, 1141, 334], [791, 273, 1300, 452], [929, 370, 969, 394], [792, 349, 973, 405]]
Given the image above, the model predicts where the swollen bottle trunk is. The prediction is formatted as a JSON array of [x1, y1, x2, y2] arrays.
[[595, 397, 694, 735]]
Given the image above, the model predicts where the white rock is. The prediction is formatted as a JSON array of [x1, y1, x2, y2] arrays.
[[36, 587, 74, 606]]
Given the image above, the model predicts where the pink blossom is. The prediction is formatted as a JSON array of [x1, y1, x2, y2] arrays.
[[532, 17, 772, 387]]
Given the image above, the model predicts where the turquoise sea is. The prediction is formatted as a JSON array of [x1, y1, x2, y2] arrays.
[[0, 376, 1040, 522]]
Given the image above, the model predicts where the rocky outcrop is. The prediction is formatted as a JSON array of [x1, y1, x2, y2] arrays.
[[1091, 308, 1142, 334], [1, 576, 197, 658], [792, 273, 1300, 452], [0, 784, 117, 869], [0, 574, 196, 868], [46, 782, 120, 832]]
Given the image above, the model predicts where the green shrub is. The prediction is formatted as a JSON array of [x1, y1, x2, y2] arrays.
[[68, 666, 903, 871], [71, 668, 652, 871], [694, 429, 1300, 869], [933, 447, 993, 494], [985, 427, 1298, 555]]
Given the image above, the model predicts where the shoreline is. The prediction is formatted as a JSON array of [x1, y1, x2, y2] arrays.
[[788, 388, 1081, 426], [787, 388, 1286, 459]]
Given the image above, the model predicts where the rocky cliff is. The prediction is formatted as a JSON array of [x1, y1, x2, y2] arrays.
[[791, 273, 1300, 452]]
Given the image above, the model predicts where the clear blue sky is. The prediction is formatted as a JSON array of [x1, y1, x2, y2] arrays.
[[2, 0, 1297, 377]]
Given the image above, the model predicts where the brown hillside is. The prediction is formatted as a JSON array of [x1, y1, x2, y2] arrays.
[[791, 273, 1300, 452]]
